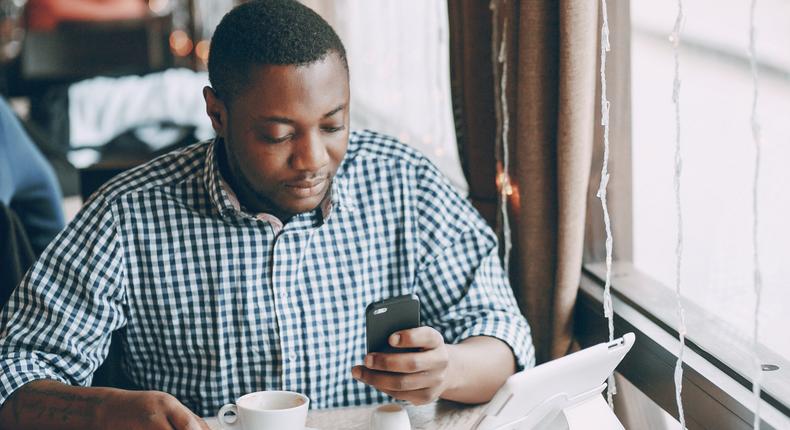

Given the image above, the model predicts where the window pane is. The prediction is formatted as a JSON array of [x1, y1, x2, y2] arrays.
[[631, 0, 790, 359]]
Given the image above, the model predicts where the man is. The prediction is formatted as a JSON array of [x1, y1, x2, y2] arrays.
[[0, 1, 534, 429]]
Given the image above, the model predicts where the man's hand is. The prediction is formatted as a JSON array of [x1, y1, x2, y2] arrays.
[[351, 331, 518, 405], [0, 379, 211, 430], [351, 326, 456, 405], [95, 389, 211, 430]]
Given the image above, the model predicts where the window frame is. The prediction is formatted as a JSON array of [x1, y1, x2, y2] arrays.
[[576, 269, 790, 429], [579, 1, 790, 428]]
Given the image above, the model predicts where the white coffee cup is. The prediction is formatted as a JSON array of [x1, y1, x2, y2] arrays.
[[369, 403, 411, 430], [217, 390, 309, 430]]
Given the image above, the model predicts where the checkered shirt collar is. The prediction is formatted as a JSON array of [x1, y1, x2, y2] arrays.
[[203, 137, 355, 222]]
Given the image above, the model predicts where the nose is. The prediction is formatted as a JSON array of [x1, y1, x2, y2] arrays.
[[290, 131, 330, 172]]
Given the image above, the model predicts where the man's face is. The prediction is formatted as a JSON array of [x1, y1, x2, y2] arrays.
[[205, 53, 350, 218]]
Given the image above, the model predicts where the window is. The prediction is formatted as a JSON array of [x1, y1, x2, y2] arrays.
[[582, 0, 790, 427], [631, 0, 790, 363]]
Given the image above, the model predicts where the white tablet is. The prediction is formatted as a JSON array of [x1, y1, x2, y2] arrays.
[[472, 332, 635, 430]]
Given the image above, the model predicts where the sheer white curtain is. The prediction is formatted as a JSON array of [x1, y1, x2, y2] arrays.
[[301, 0, 468, 193]]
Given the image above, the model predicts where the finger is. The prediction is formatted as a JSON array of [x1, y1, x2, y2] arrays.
[[181, 408, 212, 430], [364, 349, 448, 373], [390, 326, 444, 350], [353, 366, 443, 392], [179, 407, 212, 430], [191, 413, 213, 430], [378, 387, 440, 406], [166, 404, 204, 430]]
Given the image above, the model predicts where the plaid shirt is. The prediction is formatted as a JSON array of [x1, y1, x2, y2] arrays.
[[0, 130, 534, 417]]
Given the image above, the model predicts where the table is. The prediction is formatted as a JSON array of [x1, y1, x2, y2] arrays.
[[205, 400, 486, 429]]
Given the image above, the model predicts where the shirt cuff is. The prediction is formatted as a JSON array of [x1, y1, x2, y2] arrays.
[[0, 360, 69, 408]]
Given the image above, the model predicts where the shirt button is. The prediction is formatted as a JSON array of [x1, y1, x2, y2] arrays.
[[289, 353, 297, 362]]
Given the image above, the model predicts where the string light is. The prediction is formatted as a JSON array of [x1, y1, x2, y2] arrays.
[[747, 0, 763, 428], [496, 166, 520, 212], [495, 168, 513, 197], [490, 0, 513, 274], [598, 0, 617, 408], [670, 0, 688, 428]]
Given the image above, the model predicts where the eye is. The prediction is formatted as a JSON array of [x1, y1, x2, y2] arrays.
[[259, 134, 292, 144], [321, 125, 346, 133]]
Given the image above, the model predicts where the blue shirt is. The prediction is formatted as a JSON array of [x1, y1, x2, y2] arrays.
[[0, 97, 64, 254], [0, 130, 534, 416]]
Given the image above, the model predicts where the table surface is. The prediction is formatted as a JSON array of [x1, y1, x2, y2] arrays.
[[205, 401, 486, 429]]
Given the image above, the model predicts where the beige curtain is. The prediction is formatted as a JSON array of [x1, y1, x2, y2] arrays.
[[449, 0, 598, 364]]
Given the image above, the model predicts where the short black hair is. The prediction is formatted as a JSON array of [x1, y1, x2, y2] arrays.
[[208, 0, 347, 101]]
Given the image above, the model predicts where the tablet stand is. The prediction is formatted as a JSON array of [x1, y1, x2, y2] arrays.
[[536, 384, 624, 430], [477, 383, 625, 430]]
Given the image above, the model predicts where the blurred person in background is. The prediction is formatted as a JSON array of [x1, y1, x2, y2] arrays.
[[0, 97, 64, 255], [24, 0, 147, 31]]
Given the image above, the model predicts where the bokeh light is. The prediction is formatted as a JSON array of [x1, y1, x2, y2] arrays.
[[195, 40, 210, 63], [169, 30, 193, 57], [148, 0, 170, 14]]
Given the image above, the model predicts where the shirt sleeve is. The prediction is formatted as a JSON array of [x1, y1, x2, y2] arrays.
[[0, 193, 127, 407], [412, 159, 535, 371]]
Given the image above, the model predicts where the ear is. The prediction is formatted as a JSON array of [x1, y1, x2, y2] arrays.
[[203, 86, 228, 138]]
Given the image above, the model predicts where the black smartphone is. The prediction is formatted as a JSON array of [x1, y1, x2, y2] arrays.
[[365, 294, 421, 354]]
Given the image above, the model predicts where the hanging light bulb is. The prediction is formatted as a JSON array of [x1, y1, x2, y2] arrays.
[[495, 165, 513, 197], [495, 163, 520, 212]]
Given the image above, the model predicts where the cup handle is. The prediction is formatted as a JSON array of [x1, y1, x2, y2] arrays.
[[217, 404, 240, 429]]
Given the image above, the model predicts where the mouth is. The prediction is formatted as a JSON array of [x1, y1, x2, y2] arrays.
[[284, 178, 328, 198]]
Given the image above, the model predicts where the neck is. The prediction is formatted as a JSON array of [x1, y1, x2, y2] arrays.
[[216, 140, 293, 222]]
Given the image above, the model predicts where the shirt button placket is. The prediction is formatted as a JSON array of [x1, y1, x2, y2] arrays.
[[272, 231, 293, 389], [273, 224, 313, 391]]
